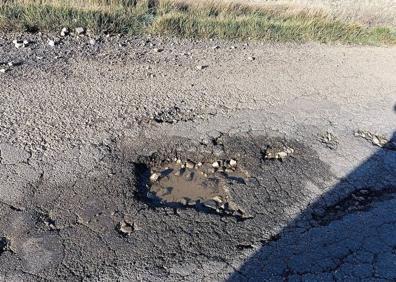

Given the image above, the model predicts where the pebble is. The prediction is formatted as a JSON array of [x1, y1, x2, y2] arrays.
[[248, 56, 255, 61], [229, 159, 237, 167], [117, 220, 135, 236], [48, 40, 56, 47], [212, 161, 220, 168], [0, 68, 7, 73], [203, 200, 217, 210], [185, 161, 195, 169], [212, 45, 220, 49], [150, 173, 160, 182], [153, 48, 163, 52], [12, 40, 25, 48], [89, 39, 96, 45], [196, 65, 208, 70], [60, 27, 69, 37], [75, 27, 85, 35]]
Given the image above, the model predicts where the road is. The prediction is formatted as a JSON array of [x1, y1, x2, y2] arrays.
[[0, 34, 396, 281]]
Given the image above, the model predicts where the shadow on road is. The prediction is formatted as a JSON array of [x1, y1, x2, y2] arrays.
[[228, 112, 396, 281]]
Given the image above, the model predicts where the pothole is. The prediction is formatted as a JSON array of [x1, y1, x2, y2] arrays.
[[312, 187, 396, 226], [135, 158, 251, 219]]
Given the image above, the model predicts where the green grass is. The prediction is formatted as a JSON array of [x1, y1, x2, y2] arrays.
[[1, 0, 395, 45]]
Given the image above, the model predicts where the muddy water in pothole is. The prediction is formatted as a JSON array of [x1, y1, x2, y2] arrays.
[[146, 161, 249, 218]]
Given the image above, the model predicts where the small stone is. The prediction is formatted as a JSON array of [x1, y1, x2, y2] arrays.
[[153, 48, 163, 52], [212, 196, 223, 203], [203, 200, 217, 210], [13, 40, 24, 48], [212, 161, 220, 168], [0, 68, 7, 73], [185, 161, 195, 169], [149, 173, 160, 182], [75, 27, 85, 35], [117, 220, 135, 236], [230, 46, 236, 49], [48, 40, 56, 47], [179, 198, 188, 206], [277, 151, 288, 159], [372, 136, 380, 146], [196, 65, 208, 70], [229, 159, 237, 167], [248, 56, 255, 61], [89, 39, 96, 45], [60, 27, 69, 37], [187, 199, 197, 206], [23, 40, 29, 45], [212, 45, 220, 49]]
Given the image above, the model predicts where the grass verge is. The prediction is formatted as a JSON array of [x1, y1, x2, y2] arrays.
[[1, 0, 395, 45]]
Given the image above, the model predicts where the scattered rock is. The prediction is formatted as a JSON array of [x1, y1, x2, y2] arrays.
[[319, 131, 338, 150], [248, 56, 255, 61], [229, 159, 237, 167], [150, 173, 160, 182], [75, 27, 85, 35], [48, 40, 56, 47], [12, 39, 28, 48], [354, 130, 389, 148], [60, 27, 69, 37], [185, 161, 195, 169], [212, 161, 220, 168], [0, 68, 7, 74], [7, 61, 22, 67], [89, 39, 97, 45], [117, 220, 135, 236], [263, 145, 294, 160], [196, 65, 208, 70]]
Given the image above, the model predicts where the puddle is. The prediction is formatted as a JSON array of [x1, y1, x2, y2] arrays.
[[137, 159, 251, 219]]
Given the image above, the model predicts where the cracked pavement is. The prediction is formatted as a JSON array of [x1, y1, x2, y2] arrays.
[[0, 33, 396, 281]]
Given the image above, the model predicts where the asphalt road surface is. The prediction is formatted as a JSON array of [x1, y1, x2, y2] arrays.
[[1, 34, 396, 281]]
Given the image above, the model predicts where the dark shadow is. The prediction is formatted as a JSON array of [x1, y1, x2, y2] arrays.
[[228, 121, 396, 279]]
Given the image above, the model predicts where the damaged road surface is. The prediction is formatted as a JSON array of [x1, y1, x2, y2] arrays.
[[1, 34, 396, 281]]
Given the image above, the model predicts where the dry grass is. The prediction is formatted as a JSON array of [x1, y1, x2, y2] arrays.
[[1, 0, 395, 44], [226, 0, 396, 27]]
